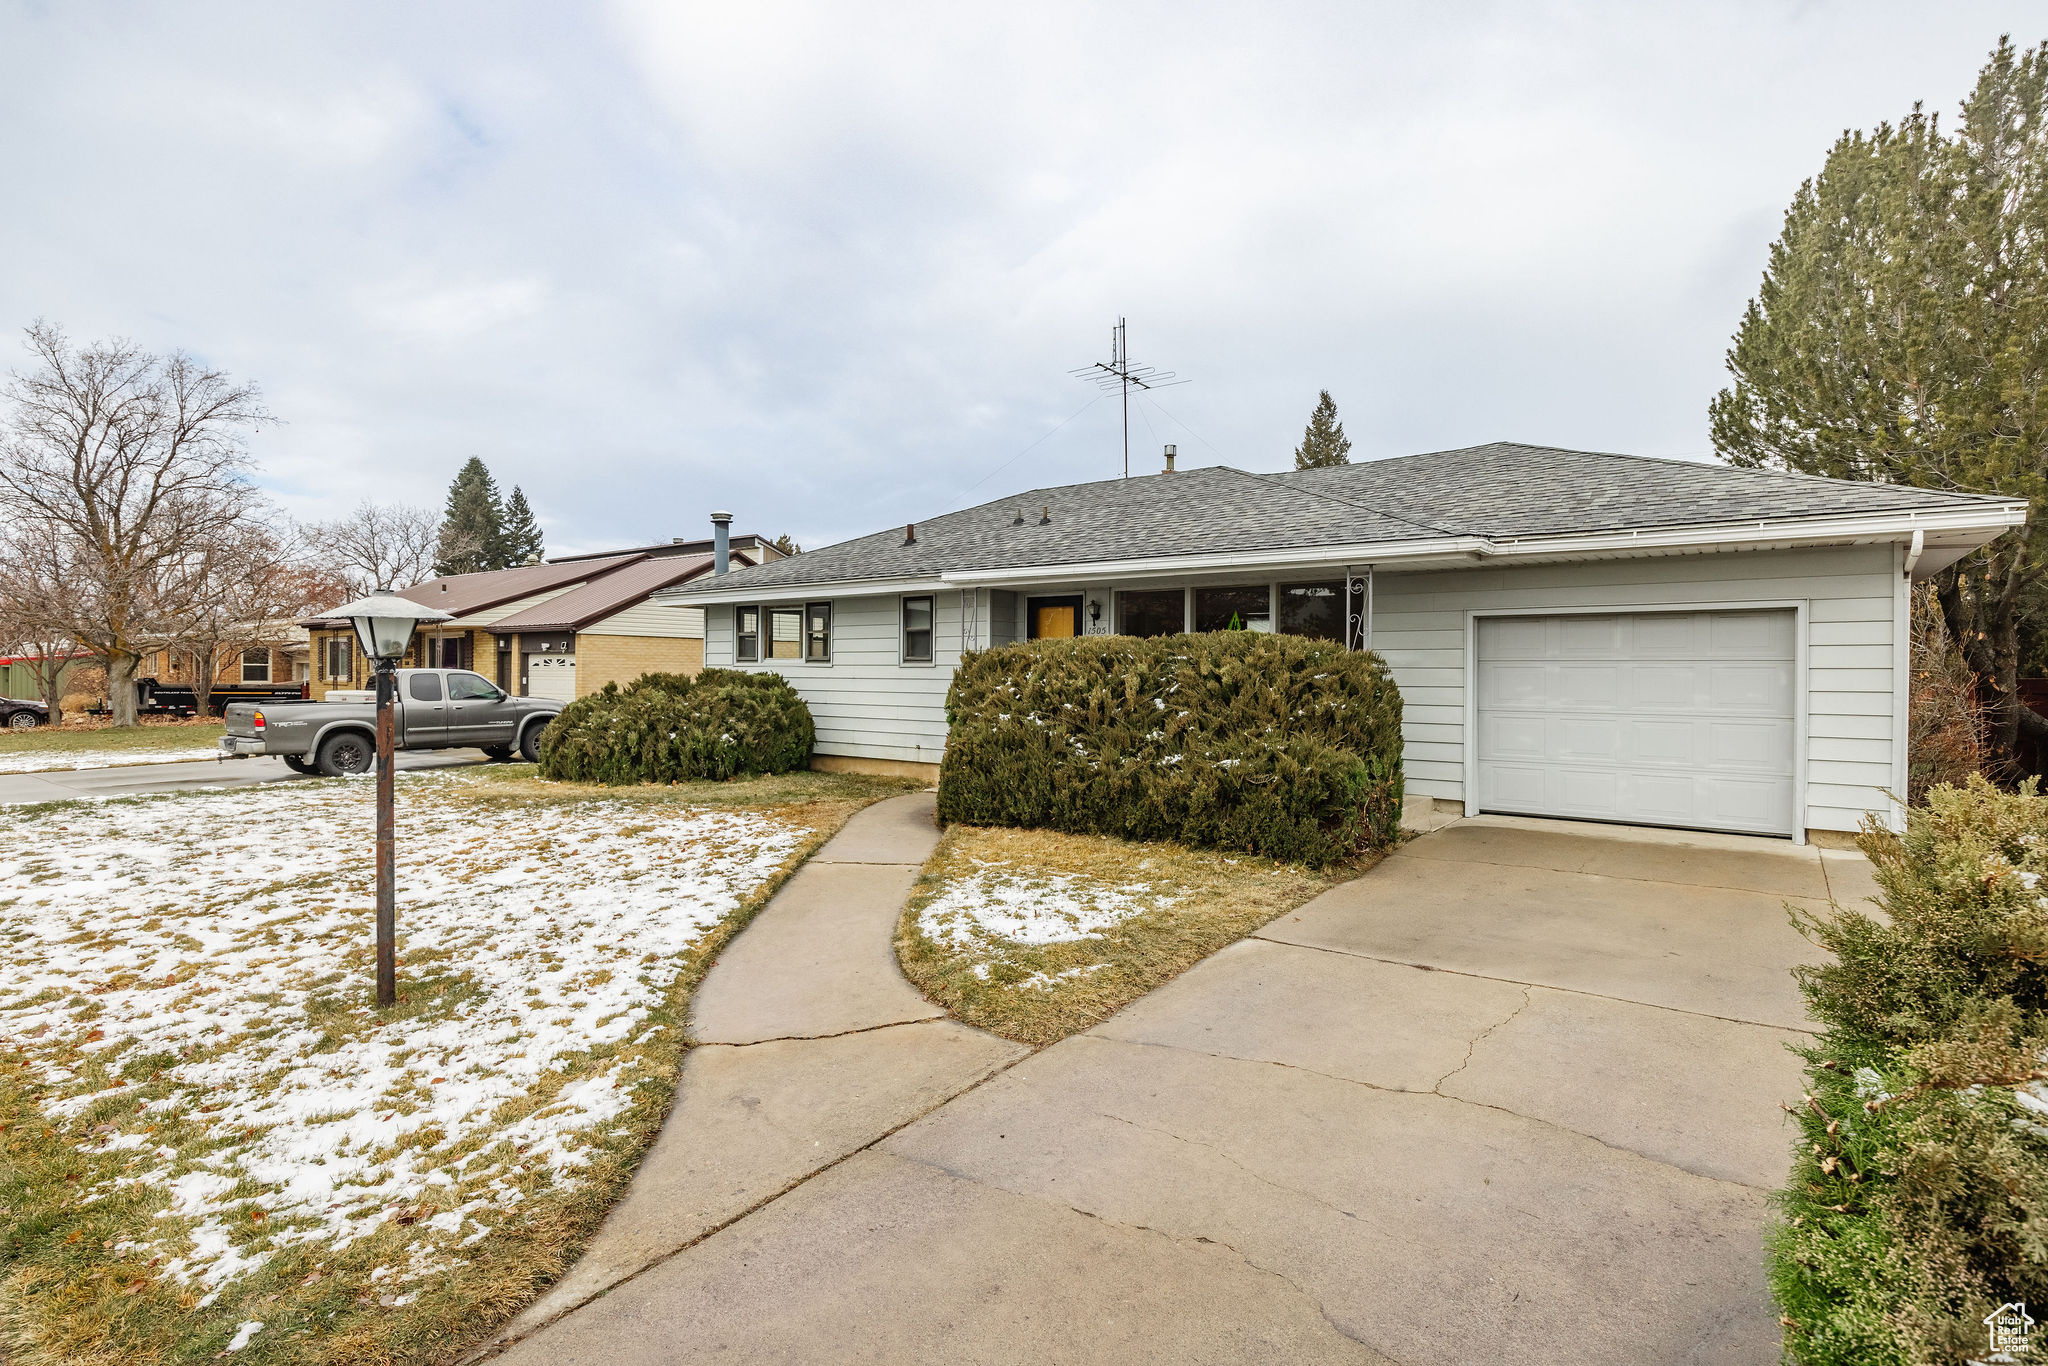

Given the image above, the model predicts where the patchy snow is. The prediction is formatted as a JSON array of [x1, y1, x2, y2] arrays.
[[917, 861, 1176, 949], [226, 1321, 265, 1351], [0, 745, 222, 774], [2, 772, 805, 1298]]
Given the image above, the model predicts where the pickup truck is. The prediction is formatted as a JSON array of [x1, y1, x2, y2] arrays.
[[217, 668, 565, 776]]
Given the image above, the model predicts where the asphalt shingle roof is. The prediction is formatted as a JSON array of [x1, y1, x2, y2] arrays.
[[675, 441, 2021, 596], [489, 554, 715, 633]]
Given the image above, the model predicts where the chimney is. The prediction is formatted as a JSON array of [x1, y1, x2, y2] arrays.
[[1163, 443, 1176, 474], [711, 511, 733, 574], [904, 523, 917, 546]]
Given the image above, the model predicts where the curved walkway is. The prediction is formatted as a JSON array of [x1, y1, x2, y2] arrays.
[[482, 792, 1026, 1353]]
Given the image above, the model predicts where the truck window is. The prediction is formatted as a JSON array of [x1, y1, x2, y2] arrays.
[[408, 673, 444, 702], [449, 672, 501, 701]]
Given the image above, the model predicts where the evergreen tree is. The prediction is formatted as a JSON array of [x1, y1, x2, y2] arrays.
[[772, 534, 801, 556], [1292, 390, 1352, 469], [1710, 38, 2048, 764], [501, 486, 544, 565], [434, 457, 505, 576]]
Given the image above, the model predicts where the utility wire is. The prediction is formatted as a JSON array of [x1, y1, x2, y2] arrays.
[[950, 394, 1101, 508]]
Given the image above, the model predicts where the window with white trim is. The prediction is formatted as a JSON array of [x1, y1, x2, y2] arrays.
[[805, 602, 832, 663], [736, 606, 760, 663], [902, 595, 934, 663], [240, 649, 271, 683]]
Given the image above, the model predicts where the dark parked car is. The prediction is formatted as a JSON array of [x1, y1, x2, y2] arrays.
[[1, 696, 49, 730]]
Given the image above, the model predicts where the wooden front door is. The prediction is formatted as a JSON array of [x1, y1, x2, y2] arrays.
[[1028, 596, 1084, 639]]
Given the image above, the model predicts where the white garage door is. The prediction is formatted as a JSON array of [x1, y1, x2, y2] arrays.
[[1475, 610, 1797, 838], [524, 652, 577, 702]]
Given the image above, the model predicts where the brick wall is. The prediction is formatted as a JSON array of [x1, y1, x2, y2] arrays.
[[575, 634, 704, 697]]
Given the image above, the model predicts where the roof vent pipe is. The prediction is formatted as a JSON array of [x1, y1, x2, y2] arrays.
[[710, 511, 733, 575], [1039, 505, 1051, 525], [1163, 443, 1176, 473]]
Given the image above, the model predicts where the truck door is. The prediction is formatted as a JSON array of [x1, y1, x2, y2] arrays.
[[446, 671, 517, 747], [403, 671, 450, 746]]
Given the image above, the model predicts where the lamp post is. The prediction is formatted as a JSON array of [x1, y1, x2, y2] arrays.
[[329, 589, 452, 1007]]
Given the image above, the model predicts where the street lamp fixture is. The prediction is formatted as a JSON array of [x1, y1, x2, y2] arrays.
[[329, 589, 452, 1007]]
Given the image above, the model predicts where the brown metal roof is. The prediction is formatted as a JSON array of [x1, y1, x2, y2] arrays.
[[488, 554, 716, 634], [300, 554, 647, 627]]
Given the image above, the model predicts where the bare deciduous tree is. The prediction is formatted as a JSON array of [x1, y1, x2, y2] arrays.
[[0, 322, 271, 725], [0, 522, 86, 723], [303, 500, 444, 598], [158, 521, 348, 715]]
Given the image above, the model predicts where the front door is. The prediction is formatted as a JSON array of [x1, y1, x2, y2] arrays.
[[1028, 595, 1084, 639]]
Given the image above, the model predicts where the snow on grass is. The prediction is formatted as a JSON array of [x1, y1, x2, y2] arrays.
[[1, 771, 806, 1303], [916, 860, 1176, 950], [0, 746, 223, 773]]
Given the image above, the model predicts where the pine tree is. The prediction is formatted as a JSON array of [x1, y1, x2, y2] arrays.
[[435, 457, 505, 576], [501, 486, 544, 565], [1292, 391, 1352, 469], [772, 534, 801, 557], [1710, 38, 2048, 764]]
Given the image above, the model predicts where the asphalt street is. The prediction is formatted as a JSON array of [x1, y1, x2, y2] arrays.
[[0, 749, 491, 806]]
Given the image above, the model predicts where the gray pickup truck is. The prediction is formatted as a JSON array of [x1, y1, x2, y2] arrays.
[[218, 668, 565, 776]]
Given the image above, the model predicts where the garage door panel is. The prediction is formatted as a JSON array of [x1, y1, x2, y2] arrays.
[[1559, 616, 1622, 655], [1477, 610, 1797, 838], [1556, 665, 1622, 708], [1482, 663, 1547, 706]]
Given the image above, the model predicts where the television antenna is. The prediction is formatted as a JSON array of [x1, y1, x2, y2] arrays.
[[1071, 317, 1187, 478]]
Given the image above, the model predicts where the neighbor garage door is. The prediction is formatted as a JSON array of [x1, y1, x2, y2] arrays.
[[1475, 610, 1797, 837]]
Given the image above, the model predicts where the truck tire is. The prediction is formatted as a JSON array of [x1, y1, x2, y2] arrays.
[[517, 721, 545, 764], [316, 732, 376, 777]]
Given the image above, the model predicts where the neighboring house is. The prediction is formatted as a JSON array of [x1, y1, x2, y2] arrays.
[[661, 442, 2026, 842], [300, 532, 778, 700], [0, 648, 97, 703], [137, 623, 312, 691]]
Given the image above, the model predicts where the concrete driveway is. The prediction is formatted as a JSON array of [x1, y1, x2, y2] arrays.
[[501, 815, 1869, 1365]]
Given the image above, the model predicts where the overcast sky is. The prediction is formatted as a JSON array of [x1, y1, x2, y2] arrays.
[[1, 3, 2038, 557]]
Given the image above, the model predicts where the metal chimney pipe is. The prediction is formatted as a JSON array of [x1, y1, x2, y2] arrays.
[[1163, 443, 1176, 474], [711, 511, 733, 574]]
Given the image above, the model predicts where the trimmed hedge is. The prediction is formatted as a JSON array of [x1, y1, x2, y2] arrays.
[[536, 668, 815, 784], [1773, 777, 2048, 1365], [936, 632, 1402, 868]]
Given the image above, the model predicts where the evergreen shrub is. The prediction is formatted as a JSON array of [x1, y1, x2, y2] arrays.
[[1774, 777, 2048, 1365], [936, 632, 1402, 868], [536, 668, 814, 784]]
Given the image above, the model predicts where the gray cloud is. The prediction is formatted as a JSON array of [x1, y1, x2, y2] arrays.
[[1, 1, 2035, 556]]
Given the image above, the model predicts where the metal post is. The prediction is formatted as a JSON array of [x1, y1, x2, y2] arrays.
[[374, 661, 397, 1007]]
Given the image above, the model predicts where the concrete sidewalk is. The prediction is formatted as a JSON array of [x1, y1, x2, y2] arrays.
[[482, 792, 1026, 1353]]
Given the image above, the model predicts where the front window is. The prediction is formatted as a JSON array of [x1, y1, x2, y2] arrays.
[[1116, 589, 1184, 638], [1278, 581, 1346, 641], [1193, 585, 1271, 633], [806, 602, 832, 663], [736, 606, 760, 663], [240, 649, 271, 683], [768, 606, 804, 660], [322, 636, 354, 682], [449, 672, 500, 701], [902, 595, 934, 663]]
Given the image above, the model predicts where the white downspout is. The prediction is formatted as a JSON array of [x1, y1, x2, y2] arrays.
[[1903, 528, 1924, 580]]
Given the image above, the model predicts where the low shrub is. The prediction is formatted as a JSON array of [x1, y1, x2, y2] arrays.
[[536, 668, 815, 784], [936, 632, 1402, 868], [1773, 777, 2048, 1365]]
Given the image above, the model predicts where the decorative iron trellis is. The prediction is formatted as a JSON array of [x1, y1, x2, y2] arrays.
[[1344, 566, 1374, 652], [960, 587, 981, 653]]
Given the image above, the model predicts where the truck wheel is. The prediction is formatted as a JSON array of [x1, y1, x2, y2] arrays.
[[517, 723, 545, 764], [482, 745, 513, 762], [316, 733, 376, 777]]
